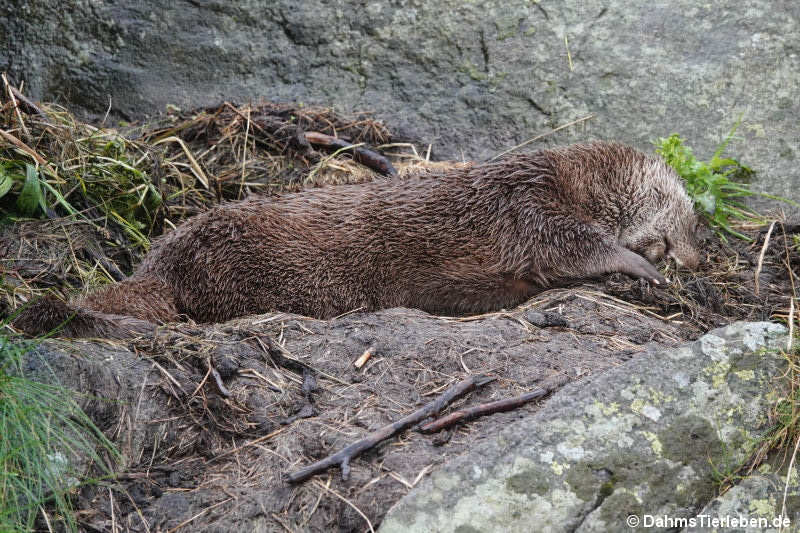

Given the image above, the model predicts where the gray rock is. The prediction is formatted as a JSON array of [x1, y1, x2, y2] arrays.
[[682, 467, 799, 533], [2, 1, 797, 205], [380, 322, 788, 533], [525, 310, 570, 328]]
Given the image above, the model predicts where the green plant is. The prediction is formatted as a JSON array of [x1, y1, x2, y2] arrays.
[[654, 121, 798, 241], [0, 117, 163, 251], [0, 332, 119, 531], [0, 163, 47, 217]]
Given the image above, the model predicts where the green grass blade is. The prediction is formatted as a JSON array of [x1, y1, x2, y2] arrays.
[[15, 164, 44, 217], [0, 167, 13, 199]]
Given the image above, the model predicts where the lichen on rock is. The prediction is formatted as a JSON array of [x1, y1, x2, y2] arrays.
[[380, 322, 788, 533]]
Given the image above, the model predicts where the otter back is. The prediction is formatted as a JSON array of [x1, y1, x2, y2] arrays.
[[14, 142, 700, 337]]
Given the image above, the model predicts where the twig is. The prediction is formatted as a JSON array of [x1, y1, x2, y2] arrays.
[[387, 464, 433, 489], [286, 374, 495, 483], [149, 359, 186, 396], [39, 506, 53, 533], [305, 131, 398, 177], [238, 105, 251, 199], [789, 296, 795, 353], [302, 477, 329, 528], [256, 332, 350, 386], [190, 363, 212, 398], [109, 486, 117, 533], [165, 497, 232, 533], [2, 73, 29, 137], [272, 513, 296, 533], [82, 242, 126, 281], [418, 381, 561, 433], [120, 486, 152, 533], [9, 84, 45, 116], [459, 348, 474, 373], [488, 114, 595, 162], [782, 222, 797, 353], [210, 366, 231, 397], [331, 306, 366, 320], [312, 480, 375, 533], [564, 34, 573, 71], [779, 434, 800, 532], [754, 220, 776, 296], [0, 128, 58, 176], [153, 136, 209, 189], [102, 95, 112, 125], [209, 427, 286, 463]]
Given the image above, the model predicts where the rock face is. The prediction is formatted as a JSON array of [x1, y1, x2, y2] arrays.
[[684, 468, 800, 533], [380, 322, 788, 533], [2, 1, 798, 205]]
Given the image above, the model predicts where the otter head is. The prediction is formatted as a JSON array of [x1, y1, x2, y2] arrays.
[[618, 159, 702, 270], [633, 215, 702, 270]]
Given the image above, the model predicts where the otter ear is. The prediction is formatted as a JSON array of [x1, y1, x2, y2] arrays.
[[613, 248, 667, 286]]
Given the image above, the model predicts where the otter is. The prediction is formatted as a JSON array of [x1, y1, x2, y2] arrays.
[[13, 142, 700, 338]]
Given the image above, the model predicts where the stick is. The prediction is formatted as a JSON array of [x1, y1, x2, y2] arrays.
[[9, 85, 45, 116], [238, 105, 251, 199], [165, 498, 232, 533], [312, 480, 375, 533], [779, 434, 800, 532], [286, 374, 494, 483], [419, 388, 550, 433], [152, 136, 209, 189], [0, 128, 58, 177], [789, 296, 795, 353], [488, 114, 595, 162], [256, 332, 350, 386], [210, 366, 231, 397], [782, 222, 797, 353], [209, 426, 286, 463], [304, 131, 398, 177], [754, 220, 776, 296], [1, 73, 29, 137]]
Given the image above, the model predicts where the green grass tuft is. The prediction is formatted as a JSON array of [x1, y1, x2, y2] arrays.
[[655, 121, 762, 241], [655, 120, 800, 242], [0, 110, 163, 251], [0, 332, 119, 532]]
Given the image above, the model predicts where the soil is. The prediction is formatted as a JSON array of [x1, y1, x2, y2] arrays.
[[7, 219, 796, 532]]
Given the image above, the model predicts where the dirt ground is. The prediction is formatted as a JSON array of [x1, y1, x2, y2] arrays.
[[5, 217, 796, 532]]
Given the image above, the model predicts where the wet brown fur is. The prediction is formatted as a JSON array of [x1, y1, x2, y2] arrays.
[[14, 142, 700, 338]]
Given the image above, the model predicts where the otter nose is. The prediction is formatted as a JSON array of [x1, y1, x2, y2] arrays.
[[668, 248, 700, 271]]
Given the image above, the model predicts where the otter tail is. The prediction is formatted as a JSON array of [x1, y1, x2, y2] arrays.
[[11, 276, 180, 339], [11, 296, 157, 339]]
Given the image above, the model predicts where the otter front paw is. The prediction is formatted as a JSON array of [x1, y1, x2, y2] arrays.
[[615, 248, 667, 286]]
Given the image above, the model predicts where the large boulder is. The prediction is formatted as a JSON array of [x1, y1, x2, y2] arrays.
[[380, 321, 789, 532], [2, 1, 798, 204], [683, 468, 799, 533]]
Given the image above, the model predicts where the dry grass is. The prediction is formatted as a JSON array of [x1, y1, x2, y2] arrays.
[[0, 82, 452, 314]]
